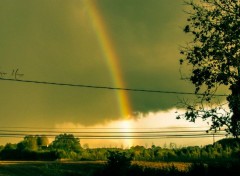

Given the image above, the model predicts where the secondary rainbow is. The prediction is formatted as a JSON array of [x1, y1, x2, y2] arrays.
[[84, 0, 132, 118]]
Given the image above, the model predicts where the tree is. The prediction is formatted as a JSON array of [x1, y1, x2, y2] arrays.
[[18, 135, 38, 151], [16, 135, 49, 151], [179, 0, 240, 137], [0, 143, 18, 160], [51, 133, 81, 155], [37, 135, 49, 148], [104, 150, 132, 176]]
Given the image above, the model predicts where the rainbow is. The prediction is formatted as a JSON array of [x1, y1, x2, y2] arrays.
[[84, 0, 132, 119]]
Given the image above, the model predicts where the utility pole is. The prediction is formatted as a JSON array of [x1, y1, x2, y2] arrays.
[[213, 133, 215, 144]]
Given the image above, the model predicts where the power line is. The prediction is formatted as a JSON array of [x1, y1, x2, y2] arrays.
[[0, 135, 225, 139], [0, 128, 227, 140], [0, 78, 227, 96], [0, 133, 226, 139], [0, 129, 217, 134], [0, 126, 211, 129]]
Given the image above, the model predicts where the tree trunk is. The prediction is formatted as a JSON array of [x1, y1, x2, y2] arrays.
[[228, 67, 240, 138]]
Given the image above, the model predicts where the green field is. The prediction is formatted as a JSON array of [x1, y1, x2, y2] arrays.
[[1, 160, 240, 176], [0, 161, 105, 176], [0, 161, 192, 176]]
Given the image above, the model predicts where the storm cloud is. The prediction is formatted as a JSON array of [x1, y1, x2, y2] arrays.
[[0, 0, 208, 127]]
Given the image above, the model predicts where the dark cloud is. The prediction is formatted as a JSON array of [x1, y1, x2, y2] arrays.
[[97, 0, 197, 112], [0, 0, 209, 127]]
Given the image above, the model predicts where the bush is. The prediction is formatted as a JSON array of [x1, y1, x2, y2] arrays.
[[97, 150, 133, 176]]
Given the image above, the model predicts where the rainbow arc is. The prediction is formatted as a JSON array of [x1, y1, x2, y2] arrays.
[[84, 0, 132, 119]]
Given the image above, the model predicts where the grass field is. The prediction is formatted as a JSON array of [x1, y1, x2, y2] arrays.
[[0, 161, 191, 176], [132, 161, 191, 171], [0, 161, 105, 176]]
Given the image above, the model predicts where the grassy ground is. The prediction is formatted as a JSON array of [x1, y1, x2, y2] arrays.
[[0, 161, 191, 176], [1, 160, 239, 176], [132, 161, 191, 171], [0, 161, 192, 176], [0, 161, 105, 176]]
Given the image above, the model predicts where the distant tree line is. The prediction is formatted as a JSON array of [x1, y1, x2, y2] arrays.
[[0, 134, 81, 160], [0, 134, 240, 162], [95, 149, 240, 176]]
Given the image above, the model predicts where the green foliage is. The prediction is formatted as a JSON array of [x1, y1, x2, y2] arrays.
[[16, 135, 50, 152], [107, 150, 132, 168], [180, 0, 240, 137], [181, 0, 239, 90], [1, 134, 240, 163], [215, 137, 240, 148], [51, 134, 81, 152], [37, 135, 49, 148], [97, 150, 133, 176], [0, 136, 56, 161], [80, 148, 108, 161], [18, 135, 38, 151], [0, 145, 4, 152], [4, 143, 17, 150], [50, 133, 82, 159]]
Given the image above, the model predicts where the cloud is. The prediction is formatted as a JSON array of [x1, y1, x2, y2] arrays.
[[54, 109, 215, 148], [0, 0, 229, 129]]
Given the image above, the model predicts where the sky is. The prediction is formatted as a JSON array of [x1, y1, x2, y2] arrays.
[[0, 0, 227, 147]]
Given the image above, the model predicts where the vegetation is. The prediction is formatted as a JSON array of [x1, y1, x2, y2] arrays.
[[97, 151, 133, 176], [49, 133, 82, 159], [179, 0, 240, 137], [0, 134, 240, 162], [0, 161, 104, 176], [0, 134, 240, 175]]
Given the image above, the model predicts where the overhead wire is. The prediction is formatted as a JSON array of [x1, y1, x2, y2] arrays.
[[0, 78, 227, 96], [0, 134, 226, 139], [0, 126, 212, 130], [0, 128, 227, 139], [0, 129, 216, 134]]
